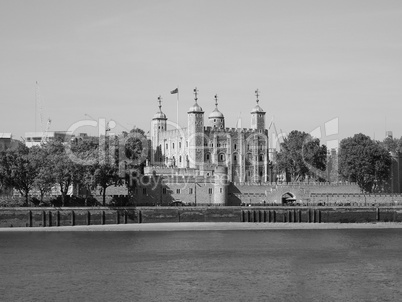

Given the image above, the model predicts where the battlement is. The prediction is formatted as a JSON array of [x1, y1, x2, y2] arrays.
[[157, 127, 188, 138], [202, 126, 268, 135]]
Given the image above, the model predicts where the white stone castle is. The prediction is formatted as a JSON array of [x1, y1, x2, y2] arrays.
[[149, 88, 269, 184]]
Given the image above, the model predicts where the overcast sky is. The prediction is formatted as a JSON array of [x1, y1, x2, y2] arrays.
[[0, 0, 401, 145]]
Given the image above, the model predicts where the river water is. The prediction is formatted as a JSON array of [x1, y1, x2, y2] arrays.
[[1, 229, 401, 301]]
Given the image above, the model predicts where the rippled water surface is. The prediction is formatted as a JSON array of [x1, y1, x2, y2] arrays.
[[1, 229, 402, 301]]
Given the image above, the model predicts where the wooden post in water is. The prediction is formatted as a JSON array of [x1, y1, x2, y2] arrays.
[[56, 211, 60, 227], [48, 211, 52, 227], [28, 211, 32, 227], [87, 211, 90, 226], [101, 211, 105, 225], [42, 210, 46, 227], [124, 210, 128, 224], [71, 210, 75, 226], [138, 210, 142, 224], [376, 208, 380, 221]]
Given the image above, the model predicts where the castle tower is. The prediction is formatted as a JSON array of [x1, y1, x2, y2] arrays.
[[208, 94, 225, 129], [213, 166, 228, 205], [151, 96, 167, 165], [187, 87, 204, 169], [250, 89, 266, 130]]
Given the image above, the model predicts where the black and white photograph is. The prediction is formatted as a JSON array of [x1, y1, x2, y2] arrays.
[[1, 0, 402, 301]]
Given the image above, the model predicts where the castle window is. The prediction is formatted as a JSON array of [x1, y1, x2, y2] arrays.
[[179, 156, 182, 163], [166, 144, 168, 149], [220, 188, 223, 193], [161, 126, 163, 130], [142, 188, 147, 195], [158, 126, 160, 129], [259, 155, 263, 161], [172, 143, 175, 149], [214, 119, 216, 122], [234, 155, 237, 161], [176, 189, 181, 194], [208, 188, 213, 194], [186, 141, 188, 147], [179, 142, 181, 148], [162, 188, 167, 194], [189, 188, 193, 194], [219, 154, 225, 161], [234, 144, 237, 150]]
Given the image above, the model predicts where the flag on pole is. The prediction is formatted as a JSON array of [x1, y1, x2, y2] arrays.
[[170, 88, 179, 94]]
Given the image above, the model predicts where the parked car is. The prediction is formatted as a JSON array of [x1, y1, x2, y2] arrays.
[[170, 201, 185, 207]]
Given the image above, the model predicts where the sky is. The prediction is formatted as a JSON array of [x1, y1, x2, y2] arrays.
[[0, 0, 401, 146]]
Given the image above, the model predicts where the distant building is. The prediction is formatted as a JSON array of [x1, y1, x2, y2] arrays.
[[0, 133, 12, 151], [24, 131, 72, 147], [139, 89, 269, 205], [386, 131, 393, 139], [149, 89, 269, 184]]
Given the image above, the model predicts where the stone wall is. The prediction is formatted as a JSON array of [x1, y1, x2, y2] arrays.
[[1, 206, 402, 228]]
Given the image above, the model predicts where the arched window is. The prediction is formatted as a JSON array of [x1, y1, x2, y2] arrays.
[[219, 154, 225, 162], [234, 144, 237, 150]]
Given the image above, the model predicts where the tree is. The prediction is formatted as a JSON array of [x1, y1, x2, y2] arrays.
[[30, 146, 55, 203], [0, 144, 39, 204], [123, 128, 148, 166], [93, 162, 122, 206], [381, 136, 402, 153], [46, 141, 88, 206], [276, 130, 327, 182], [69, 136, 123, 206], [338, 133, 392, 193]]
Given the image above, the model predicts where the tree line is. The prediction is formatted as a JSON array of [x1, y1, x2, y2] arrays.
[[0, 128, 399, 207], [0, 128, 146, 206], [274, 131, 396, 193]]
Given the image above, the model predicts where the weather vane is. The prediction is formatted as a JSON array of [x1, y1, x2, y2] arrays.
[[255, 89, 260, 104], [194, 87, 198, 101], [214, 94, 218, 107], [158, 95, 162, 111]]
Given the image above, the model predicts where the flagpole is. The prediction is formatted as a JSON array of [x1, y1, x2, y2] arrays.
[[176, 85, 179, 127]]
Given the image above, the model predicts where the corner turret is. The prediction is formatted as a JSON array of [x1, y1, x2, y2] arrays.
[[250, 89, 266, 130]]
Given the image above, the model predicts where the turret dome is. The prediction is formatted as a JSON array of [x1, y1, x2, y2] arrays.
[[208, 94, 225, 129], [208, 107, 224, 119], [152, 96, 167, 120], [188, 102, 203, 113], [250, 104, 265, 114], [153, 111, 167, 120]]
